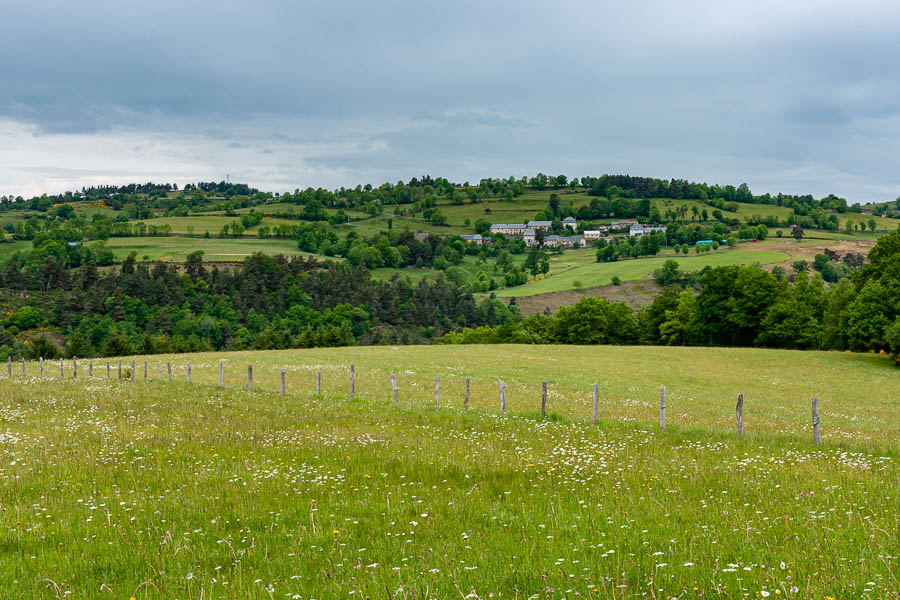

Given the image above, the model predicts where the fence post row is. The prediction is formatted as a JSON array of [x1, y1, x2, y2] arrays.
[[24, 357, 824, 446], [812, 397, 820, 445], [659, 385, 667, 431], [390, 373, 398, 406]]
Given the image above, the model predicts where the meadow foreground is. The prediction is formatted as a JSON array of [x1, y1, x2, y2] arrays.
[[1, 345, 898, 599]]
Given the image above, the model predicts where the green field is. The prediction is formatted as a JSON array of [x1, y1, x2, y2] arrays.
[[93, 236, 334, 262], [497, 248, 791, 297], [1, 345, 897, 598]]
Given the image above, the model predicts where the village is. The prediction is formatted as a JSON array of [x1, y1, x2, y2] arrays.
[[459, 216, 667, 249]]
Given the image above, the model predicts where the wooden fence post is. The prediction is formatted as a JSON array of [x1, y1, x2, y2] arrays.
[[219, 362, 224, 388], [390, 373, 398, 406], [144, 361, 148, 380], [736, 393, 744, 435], [350, 364, 355, 399], [118, 361, 122, 380], [167, 362, 172, 382], [812, 397, 820, 445], [541, 381, 548, 416], [7, 356, 10, 377], [40, 357, 44, 378], [21, 358, 25, 376], [316, 370, 321, 395], [434, 374, 440, 409], [281, 369, 285, 395], [60, 358, 63, 378], [73, 357, 77, 378], [106, 361, 110, 380], [593, 383, 599, 424], [187, 362, 192, 384], [248, 364, 253, 392], [89, 359, 93, 378], [131, 360, 135, 381], [465, 377, 470, 411], [660, 385, 666, 431], [500, 381, 506, 414], [157, 362, 161, 381]]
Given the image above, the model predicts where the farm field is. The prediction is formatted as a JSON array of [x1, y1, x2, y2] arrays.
[[91, 236, 333, 262], [1, 345, 897, 599], [497, 248, 791, 297]]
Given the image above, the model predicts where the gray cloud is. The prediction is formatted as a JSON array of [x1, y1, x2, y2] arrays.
[[1, 0, 899, 202]]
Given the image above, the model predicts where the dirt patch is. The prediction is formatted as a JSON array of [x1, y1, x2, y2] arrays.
[[507, 280, 663, 316], [759, 238, 874, 270]]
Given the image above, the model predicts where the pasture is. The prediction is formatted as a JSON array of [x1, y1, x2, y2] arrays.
[[496, 248, 791, 297], [1, 345, 897, 599]]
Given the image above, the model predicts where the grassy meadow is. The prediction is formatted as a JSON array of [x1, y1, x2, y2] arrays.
[[2, 345, 898, 599], [497, 248, 791, 297]]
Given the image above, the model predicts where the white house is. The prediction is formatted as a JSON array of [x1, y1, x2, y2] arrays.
[[562, 216, 577, 230], [583, 230, 602, 240], [629, 223, 668, 238], [460, 234, 483, 245], [523, 228, 537, 247]]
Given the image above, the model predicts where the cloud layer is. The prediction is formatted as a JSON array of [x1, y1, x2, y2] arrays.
[[2, 0, 899, 201]]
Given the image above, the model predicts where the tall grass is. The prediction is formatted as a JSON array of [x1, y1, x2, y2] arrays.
[[1, 345, 897, 598]]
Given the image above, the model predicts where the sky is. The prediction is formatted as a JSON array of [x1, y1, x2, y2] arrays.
[[1, 0, 899, 203]]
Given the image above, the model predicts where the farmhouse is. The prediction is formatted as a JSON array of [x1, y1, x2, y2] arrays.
[[490, 224, 528, 235], [629, 223, 668, 238], [460, 234, 483, 245], [583, 230, 602, 240], [563, 216, 577, 230], [526, 220, 553, 231]]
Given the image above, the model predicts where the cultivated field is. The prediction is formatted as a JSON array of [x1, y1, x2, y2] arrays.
[[2, 345, 898, 598]]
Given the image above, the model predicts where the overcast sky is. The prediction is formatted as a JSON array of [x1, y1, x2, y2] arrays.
[[2, 0, 899, 202]]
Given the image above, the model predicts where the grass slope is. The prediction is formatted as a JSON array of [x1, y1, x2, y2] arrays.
[[1, 346, 897, 598], [497, 248, 790, 297]]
